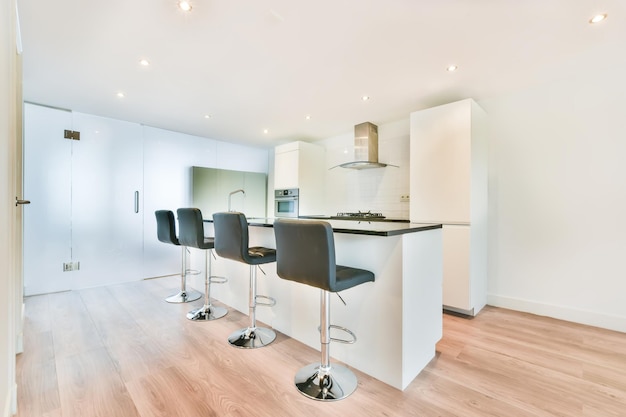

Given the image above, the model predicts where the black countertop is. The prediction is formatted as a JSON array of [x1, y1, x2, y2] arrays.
[[207, 217, 442, 237]]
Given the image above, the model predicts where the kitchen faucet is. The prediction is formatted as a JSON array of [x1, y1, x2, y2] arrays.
[[228, 189, 246, 211]]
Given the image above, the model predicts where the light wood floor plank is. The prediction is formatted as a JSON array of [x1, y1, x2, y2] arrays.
[[56, 347, 141, 417], [47, 291, 104, 359], [15, 279, 626, 417], [15, 350, 59, 417]]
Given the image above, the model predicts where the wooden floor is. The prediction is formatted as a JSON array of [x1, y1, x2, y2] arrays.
[[16, 277, 626, 417]]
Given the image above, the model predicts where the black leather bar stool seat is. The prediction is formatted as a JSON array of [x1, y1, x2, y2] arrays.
[[212, 212, 277, 348], [177, 208, 228, 321], [155, 210, 202, 303], [273, 219, 375, 401]]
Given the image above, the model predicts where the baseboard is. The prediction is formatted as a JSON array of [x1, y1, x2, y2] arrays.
[[487, 294, 626, 333], [3, 384, 15, 417], [2, 391, 7, 417], [443, 305, 475, 317], [11, 383, 16, 416]]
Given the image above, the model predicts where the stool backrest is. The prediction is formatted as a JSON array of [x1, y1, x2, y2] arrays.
[[177, 208, 206, 249], [212, 212, 251, 263], [155, 210, 179, 245], [273, 219, 336, 291]]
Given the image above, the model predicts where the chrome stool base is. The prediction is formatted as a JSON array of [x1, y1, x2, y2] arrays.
[[186, 304, 227, 321], [165, 290, 202, 303], [228, 326, 276, 349], [295, 363, 357, 401]]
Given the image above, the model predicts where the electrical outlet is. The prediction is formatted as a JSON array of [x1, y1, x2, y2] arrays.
[[63, 261, 80, 272], [400, 194, 410, 202]]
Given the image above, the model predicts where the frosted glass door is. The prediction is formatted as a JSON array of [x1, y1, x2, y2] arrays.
[[23, 104, 73, 295], [71, 112, 144, 287]]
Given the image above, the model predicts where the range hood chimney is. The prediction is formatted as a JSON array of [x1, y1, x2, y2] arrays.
[[336, 122, 395, 169]]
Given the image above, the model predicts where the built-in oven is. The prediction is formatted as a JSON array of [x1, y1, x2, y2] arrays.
[[274, 188, 299, 218]]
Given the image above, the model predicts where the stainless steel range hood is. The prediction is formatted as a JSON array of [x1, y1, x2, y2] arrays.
[[335, 122, 396, 169]]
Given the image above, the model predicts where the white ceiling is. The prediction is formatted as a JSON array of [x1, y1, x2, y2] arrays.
[[17, 0, 625, 148]]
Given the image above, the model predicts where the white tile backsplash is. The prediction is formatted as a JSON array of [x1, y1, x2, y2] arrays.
[[315, 118, 411, 219]]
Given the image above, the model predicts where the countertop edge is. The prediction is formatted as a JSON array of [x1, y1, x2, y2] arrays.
[[204, 218, 442, 237]]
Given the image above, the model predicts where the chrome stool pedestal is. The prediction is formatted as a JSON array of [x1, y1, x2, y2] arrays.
[[166, 247, 202, 303], [187, 249, 228, 321], [212, 211, 277, 349], [154, 210, 202, 304], [177, 208, 229, 322], [294, 290, 357, 401], [227, 265, 276, 348], [295, 363, 357, 401]]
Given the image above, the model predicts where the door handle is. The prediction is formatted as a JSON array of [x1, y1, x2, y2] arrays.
[[134, 191, 139, 213], [15, 197, 31, 206]]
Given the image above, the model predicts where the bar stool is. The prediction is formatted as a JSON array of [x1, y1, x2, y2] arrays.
[[155, 210, 202, 303], [212, 212, 277, 348], [177, 208, 228, 321], [273, 219, 375, 401]]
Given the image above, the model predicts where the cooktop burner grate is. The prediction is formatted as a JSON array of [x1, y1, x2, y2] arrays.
[[334, 211, 386, 219]]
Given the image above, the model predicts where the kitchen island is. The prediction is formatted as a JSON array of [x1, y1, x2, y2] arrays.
[[199, 218, 443, 390]]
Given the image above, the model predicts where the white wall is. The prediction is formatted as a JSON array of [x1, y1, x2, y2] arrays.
[[315, 118, 411, 219], [480, 39, 626, 332]]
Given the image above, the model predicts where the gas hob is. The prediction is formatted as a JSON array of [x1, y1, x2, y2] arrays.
[[331, 211, 386, 220]]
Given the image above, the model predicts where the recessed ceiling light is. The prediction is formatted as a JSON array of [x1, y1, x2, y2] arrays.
[[589, 13, 607, 24], [178, 1, 192, 12], [305, 115, 311, 120], [139, 59, 150, 66], [204, 114, 211, 119], [446, 65, 458, 72], [361, 95, 370, 101], [116, 92, 125, 98], [263, 129, 269, 134]]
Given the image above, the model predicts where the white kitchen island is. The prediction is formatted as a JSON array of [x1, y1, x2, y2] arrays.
[[198, 218, 443, 390]]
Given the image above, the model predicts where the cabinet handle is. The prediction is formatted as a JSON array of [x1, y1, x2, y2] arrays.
[[134, 191, 139, 213]]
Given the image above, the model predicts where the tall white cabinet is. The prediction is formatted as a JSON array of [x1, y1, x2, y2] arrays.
[[409, 99, 487, 316], [274, 141, 325, 216]]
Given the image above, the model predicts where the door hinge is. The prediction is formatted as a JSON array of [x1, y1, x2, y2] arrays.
[[64, 129, 80, 140]]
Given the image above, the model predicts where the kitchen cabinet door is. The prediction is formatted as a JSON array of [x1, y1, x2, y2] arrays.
[[442, 225, 471, 312], [274, 149, 299, 189], [410, 100, 472, 224]]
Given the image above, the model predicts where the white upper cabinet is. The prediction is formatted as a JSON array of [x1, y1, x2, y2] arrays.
[[274, 144, 300, 189], [409, 99, 487, 225], [274, 141, 325, 215]]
